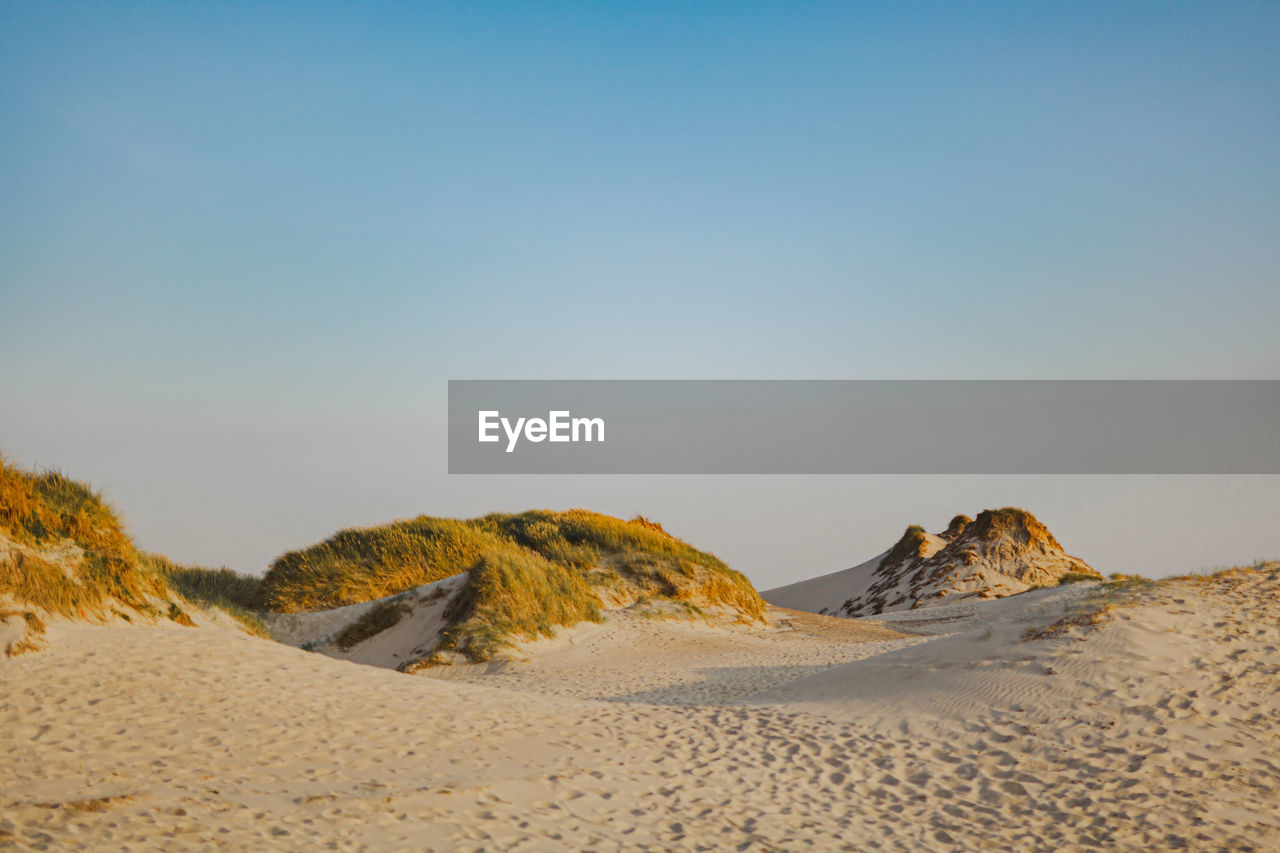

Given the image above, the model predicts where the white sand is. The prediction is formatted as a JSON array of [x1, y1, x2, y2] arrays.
[[760, 547, 894, 612], [264, 574, 468, 670], [424, 605, 921, 704], [3, 567, 1278, 850]]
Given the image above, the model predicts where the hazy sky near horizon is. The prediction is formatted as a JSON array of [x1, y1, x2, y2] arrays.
[[2, 2, 1278, 585]]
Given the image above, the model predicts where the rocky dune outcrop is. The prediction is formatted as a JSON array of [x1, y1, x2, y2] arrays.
[[763, 507, 1099, 617]]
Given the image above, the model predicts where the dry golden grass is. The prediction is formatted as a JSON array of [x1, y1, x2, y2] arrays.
[[1165, 561, 1277, 586], [146, 554, 270, 638], [264, 508, 765, 663], [0, 457, 172, 618], [1022, 572, 1160, 642], [22, 610, 45, 635], [33, 796, 135, 813], [5, 636, 44, 658], [252, 517, 495, 612], [0, 609, 43, 633], [1022, 604, 1115, 642], [1025, 570, 1103, 593], [0, 457, 212, 639], [1, 607, 48, 657], [881, 524, 931, 567], [432, 548, 602, 662]]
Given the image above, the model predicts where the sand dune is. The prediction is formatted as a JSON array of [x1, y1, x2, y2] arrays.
[[759, 548, 894, 613], [764, 508, 1099, 618], [2, 566, 1278, 850]]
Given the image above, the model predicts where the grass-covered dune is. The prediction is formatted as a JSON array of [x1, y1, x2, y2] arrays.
[[255, 509, 766, 661], [0, 457, 267, 651], [1, 455, 764, 664], [0, 458, 172, 623]]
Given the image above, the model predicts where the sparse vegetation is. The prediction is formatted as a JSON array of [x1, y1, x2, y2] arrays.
[[335, 598, 413, 650], [1024, 571, 1162, 642], [940, 514, 971, 541], [0, 608, 47, 656], [1103, 573, 1156, 592], [1023, 603, 1115, 642], [1025, 570, 1102, 592], [880, 525, 930, 572], [33, 796, 135, 813], [1025, 564, 1280, 644], [165, 601, 194, 626], [847, 506, 1101, 616], [5, 636, 43, 657], [23, 610, 46, 635], [479, 509, 766, 620]]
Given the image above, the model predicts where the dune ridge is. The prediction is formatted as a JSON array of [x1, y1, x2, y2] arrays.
[[255, 509, 765, 664]]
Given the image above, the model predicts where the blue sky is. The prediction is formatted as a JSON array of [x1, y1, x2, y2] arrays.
[[2, 2, 1278, 583]]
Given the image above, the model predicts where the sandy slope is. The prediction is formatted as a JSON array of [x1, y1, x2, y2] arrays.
[[265, 574, 468, 670], [2, 567, 1278, 851], [760, 547, 896, 613]]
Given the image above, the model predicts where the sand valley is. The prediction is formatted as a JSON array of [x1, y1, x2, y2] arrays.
[[4, 565, 1278, 851]]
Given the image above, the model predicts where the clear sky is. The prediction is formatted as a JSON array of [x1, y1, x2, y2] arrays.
[[3, 2, 1278, 585]]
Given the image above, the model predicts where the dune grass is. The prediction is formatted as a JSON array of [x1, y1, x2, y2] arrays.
[[252, 517, 497, 612], [1103, 572, 1156, 592], [1018, 566, 1276, 643], [335, 598, 413, 650], [0, 607, 48, 657], [0, 458, 170, 618], [258, 509, 761, 613], [880, 524, 931, 570], [1025, 570, 1103, 593], [260, 508, 765, 662], [22, 610, 46, 635], [477, 509, 766, 619], [148, 557, 259, 608], [5, 636, 43, 657], [146, 554, 270, 638], [0, 457, 245, 634], [1022, 603, 1116, 642], [434, 549, 602, 661], [1022, 572, 1154, 641]]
